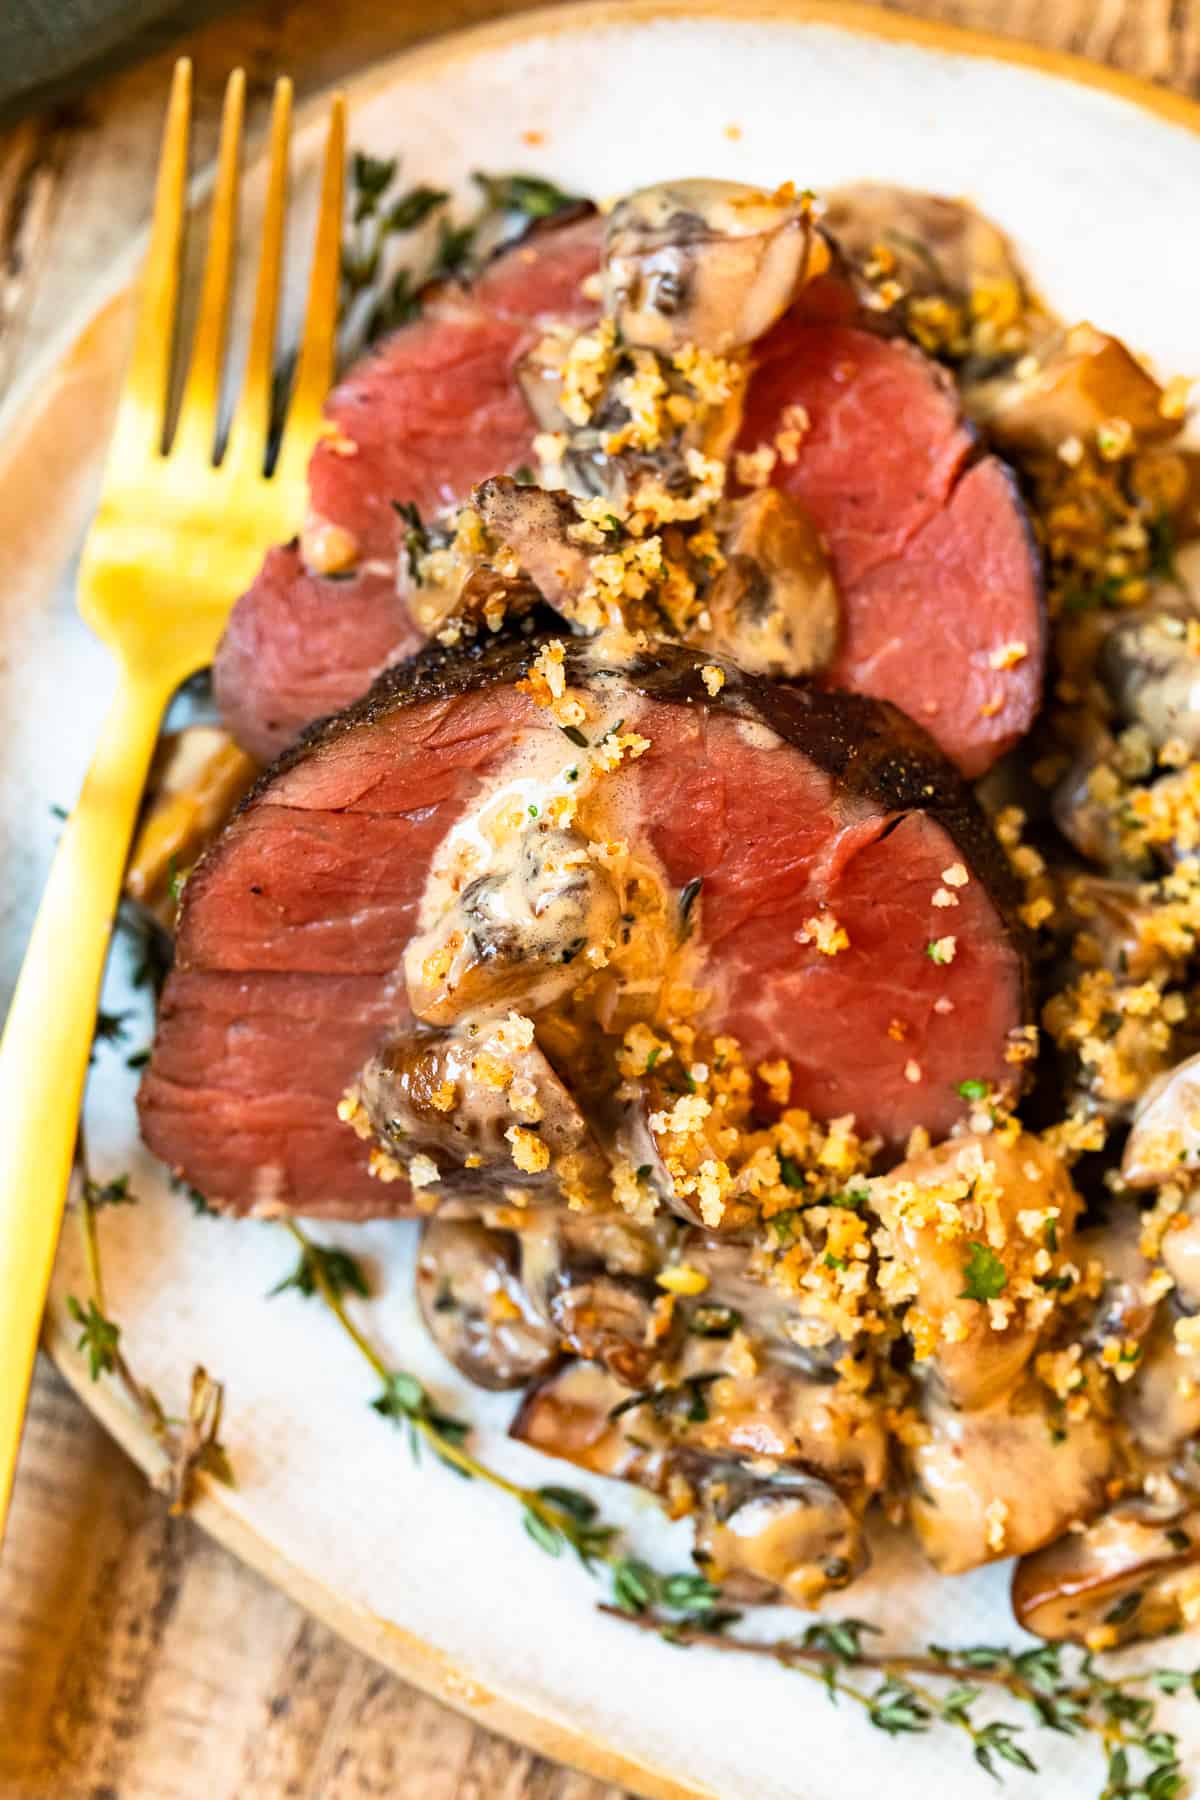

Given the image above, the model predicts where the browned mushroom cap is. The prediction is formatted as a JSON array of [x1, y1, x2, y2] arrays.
[[907, 1379, 1115, 1575], [869, 1132, 1081, 1411], [405, 822, 622, 1026], [125, 726, 259, 926], [357, 1021, 608, 1202], [694, 1472, 868, 1606], [1012, 1498, 1200, 1646], [1123, 1052, 1200, 1187], [821, 182, 1037, 342], [415, 1218, 560, 1390], [604, 179, 829, 355], [1101, 596, 1200, 757], [705, 489, 839, 679], [972, 324, 1174, 457]]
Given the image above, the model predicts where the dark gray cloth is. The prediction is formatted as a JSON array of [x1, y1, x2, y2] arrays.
[[0, 0, 241, 124]]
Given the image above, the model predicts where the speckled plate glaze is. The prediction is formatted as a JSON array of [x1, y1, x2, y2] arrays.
[[4, 7, 1200, 1796]]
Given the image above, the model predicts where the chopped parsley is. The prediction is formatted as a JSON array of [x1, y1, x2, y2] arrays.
[[959, 1241, 1008, 1303], [956, 1078, 988, 1102]]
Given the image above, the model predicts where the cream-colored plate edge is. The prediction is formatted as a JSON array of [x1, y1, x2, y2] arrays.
[[9, 5, 1200, 1797]]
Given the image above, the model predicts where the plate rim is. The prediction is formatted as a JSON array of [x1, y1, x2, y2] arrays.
[[17, 5, 1200, 1796]]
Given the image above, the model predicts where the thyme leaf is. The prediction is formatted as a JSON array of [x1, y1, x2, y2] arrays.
[[67, 1129, 233, 1510], [270, 1242, 370, 1302], [470, 170, 584, 221], [83, 1172, 137, 1210], [66, 1294, 121, 1380]]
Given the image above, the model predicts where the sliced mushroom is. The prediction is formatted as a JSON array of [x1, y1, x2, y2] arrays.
[[1077, 1207, 1161, 1353], [510, 1357, 671, 1487], [694, 1470, 868, 1605], [472, 477, 593, 614], [907, 1379, 1115, 1575], [125, 727, 259, 925], [1101, 596, 1200, 756], [405, 822, 621, 1025], [869, 1132, 1081, 1410], [505, 1206, 679, 1386], [973, 323, 1174, 456], [824, 183, 1024, 295], [1162, 1201, 1200, 1312], [604, 179, 829, 354], [672, 1232, 854, 1378], [1012, 1498, 1200, 1646], [1120, 1307, 1200, 1458], [1123, 1051, 1200, 1187], [822, 182, 1040, 358], [1051, 724, 1128, 871], [611, 1077, 753, 1233], [705, 489, 840, 677], [665, 1339, 890, 1495], [357, 1022, 608, 1201], [510, 1361, 873, 1605], [1060, 873, 1182, 984], [415, 1218, 560, 1389]]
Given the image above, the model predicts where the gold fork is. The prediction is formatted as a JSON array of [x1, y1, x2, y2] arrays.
[[0, 60, 345, 1540]]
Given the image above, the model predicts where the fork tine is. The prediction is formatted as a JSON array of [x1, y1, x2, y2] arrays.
[[173, 68, 245, 462], [273, 93, 345, 493], [223, 77, 292, 478], [108, 58, 191, 466]]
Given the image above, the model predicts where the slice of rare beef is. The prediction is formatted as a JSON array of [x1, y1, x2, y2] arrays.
[[736, 308, 1044, 777], [140, 635, 1029, 1219], [213, 213, 605, 762]]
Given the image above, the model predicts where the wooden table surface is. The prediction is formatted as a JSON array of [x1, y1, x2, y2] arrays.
[[1, 1, 1197, 1795]]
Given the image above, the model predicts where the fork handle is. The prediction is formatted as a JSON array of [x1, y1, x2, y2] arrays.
[[0, 664, 167, 1541]]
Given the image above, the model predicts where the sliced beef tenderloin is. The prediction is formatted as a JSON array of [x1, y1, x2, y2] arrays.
[[140, 635, 1029, 1218], [736, 309, 1044, 777], [213, 213, 605, 762]]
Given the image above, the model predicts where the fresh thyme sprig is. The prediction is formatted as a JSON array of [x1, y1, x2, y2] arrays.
[[65, 1125, 233, 1514], [282, 1227, 1197, 1795], [602, 1610, 1197, 1795], [342, 154, 585, 344]]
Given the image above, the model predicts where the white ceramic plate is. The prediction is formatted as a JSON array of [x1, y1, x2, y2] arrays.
[[5, 7, 1200, 1796]]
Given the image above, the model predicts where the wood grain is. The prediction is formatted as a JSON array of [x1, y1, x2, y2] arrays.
[[0, 2, 1197, 1796]]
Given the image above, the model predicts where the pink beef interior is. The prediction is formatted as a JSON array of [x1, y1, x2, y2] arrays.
[[140, 676, 1025, 1218], [213, 215, 605, 761], [737, 312, 1044, 777]]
